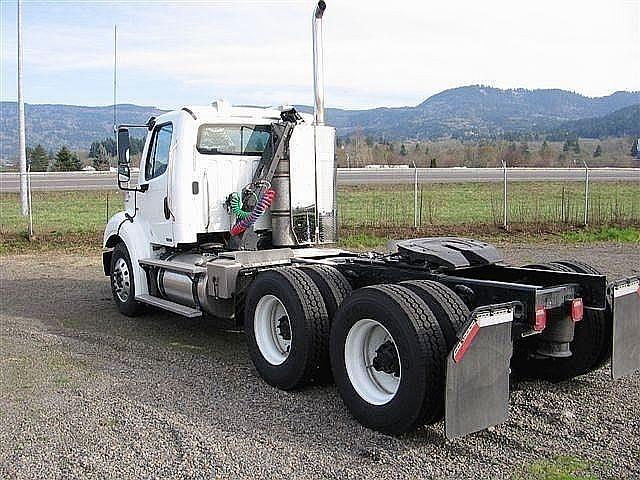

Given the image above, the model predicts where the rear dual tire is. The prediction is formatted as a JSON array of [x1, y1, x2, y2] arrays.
[[330, 284, 451, 434], [244, 267, 330, 390]]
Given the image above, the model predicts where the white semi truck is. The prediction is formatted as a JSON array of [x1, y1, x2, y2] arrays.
[[104, 1, 639, 438]]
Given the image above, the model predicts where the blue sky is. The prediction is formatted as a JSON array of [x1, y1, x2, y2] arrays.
[[1, 0, 639, 110]]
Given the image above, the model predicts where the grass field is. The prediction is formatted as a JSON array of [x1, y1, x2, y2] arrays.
[[1, 182, 639, 253]]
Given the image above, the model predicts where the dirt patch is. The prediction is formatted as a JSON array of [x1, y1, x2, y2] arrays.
[[1, 244, 639, 479]]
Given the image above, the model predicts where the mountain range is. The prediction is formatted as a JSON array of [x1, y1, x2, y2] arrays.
[[1, 86, 639, 158]]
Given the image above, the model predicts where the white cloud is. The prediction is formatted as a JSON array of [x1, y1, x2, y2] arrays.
[[1, 0, 638, 108]]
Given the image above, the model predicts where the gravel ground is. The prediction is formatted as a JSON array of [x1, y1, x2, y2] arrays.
[[1, 243, 639, 479]]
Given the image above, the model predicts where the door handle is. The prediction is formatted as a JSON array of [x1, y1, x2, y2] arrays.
[[163, 197, 171, 220]]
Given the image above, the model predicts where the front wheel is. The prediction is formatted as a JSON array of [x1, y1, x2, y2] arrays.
[[110, 242, 144, 317]]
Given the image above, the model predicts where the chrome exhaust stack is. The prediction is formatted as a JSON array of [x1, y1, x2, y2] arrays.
[[312, 1, 326, 125]]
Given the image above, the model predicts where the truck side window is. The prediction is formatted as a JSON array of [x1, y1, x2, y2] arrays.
[[145, 124, 173, 181]]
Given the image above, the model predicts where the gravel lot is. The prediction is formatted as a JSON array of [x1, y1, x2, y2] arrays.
[[1, 243, 639, 479]]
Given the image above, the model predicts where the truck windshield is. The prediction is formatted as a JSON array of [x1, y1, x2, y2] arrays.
[[197, 125, 271, 156]]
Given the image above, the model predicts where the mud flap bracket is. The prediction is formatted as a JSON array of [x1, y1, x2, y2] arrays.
[[445, 302, 520, 440]]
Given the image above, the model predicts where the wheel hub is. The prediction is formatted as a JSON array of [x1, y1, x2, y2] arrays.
[[112, 257, 131, 303], [276, 315, 292, 341], [372, 340, 400, 377], [254, 294, 292, 366], [344, 318, 402, 405]]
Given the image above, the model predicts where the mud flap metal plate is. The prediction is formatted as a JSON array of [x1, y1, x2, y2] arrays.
[[445, 302, 519, 440], [611, 277, 640, 380]]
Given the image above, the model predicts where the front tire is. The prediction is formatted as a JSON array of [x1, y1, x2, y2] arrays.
[[330, 284, 448, 434], [110, 242, 144, 317]]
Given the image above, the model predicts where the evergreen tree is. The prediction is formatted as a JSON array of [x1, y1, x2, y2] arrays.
[[414, 143, 421, 153], [89, 140, 102, 158], [102, 137, 117, 157], [53, 146, 81, 171], [429, 158, 437, 168], [539, 140, 550, 156], [28, 144, 50, 171], [593, 144, 603, 157], [562, 139, 570, 152], [92, 144, 110, 171], [400, 144, 408, 156], [519, 141, 530, 160], [631, 139, 639, 158], [573, 139, 580, 154]]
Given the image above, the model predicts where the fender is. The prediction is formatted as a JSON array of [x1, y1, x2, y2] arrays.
[[103, 211, 152, 296]]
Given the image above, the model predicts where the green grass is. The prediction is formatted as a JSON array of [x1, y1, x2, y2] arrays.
[[0, 190, 122, 253], [1, 182, 638, 253], [514, 455, 598, 480], [338, 182, 640, 229], [562, 226, 640, 243]]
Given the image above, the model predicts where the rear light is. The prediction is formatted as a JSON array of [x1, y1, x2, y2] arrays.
[[452, 322, 480, 363], [571, 298, 584, 322], [534, 306, 547, 331]]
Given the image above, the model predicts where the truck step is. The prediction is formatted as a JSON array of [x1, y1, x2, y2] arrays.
[[138, 258, 207, 275], [135, 294, 202, 318]]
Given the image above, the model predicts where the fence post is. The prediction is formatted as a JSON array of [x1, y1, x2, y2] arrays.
[[501, 159, 508, 230], [412, 161, 418, 228], [581, 158, 589, 226], [27, 164, 34, 240]]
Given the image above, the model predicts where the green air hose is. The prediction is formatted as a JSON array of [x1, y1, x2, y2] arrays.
[[229, 191, 253, 220]]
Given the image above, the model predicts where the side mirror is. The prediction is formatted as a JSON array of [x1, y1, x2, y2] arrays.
[[117, 128, 130, 164], [118, 163, 131, 183], [117, 128, 131, 183]]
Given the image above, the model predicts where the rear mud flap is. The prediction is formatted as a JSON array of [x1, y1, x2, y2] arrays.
[[445, 302, 519, 440], [611, 277, 640, 380]]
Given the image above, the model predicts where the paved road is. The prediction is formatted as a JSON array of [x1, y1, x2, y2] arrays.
[[1, 167, 638, 192]]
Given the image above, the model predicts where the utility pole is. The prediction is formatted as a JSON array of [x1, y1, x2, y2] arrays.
[[17, 0, 28, 216], [113, 25, 117, 135]]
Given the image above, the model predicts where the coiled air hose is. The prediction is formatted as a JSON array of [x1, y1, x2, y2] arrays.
[[229, 192, 251, 220], [230, 188, 276, 236]]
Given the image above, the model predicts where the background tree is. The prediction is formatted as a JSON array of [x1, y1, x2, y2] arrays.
[[53, 146, 81, 171], [539, 140, 550, 157], [519, 141, 531, 161], [593, 144, 603, 157], [400, 144, 408, 156], [28, 144, 50, 171], [92, 144, 110, 171], [631, 139, 639, 158]]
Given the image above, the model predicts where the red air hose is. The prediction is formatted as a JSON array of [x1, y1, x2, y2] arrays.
[[230, 188, 276, 236]]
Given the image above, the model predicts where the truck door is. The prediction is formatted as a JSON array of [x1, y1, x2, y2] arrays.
[[140, 122, 174, 245]]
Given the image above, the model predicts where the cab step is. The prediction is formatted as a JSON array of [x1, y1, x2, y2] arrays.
[[135, 294, 202, 318]]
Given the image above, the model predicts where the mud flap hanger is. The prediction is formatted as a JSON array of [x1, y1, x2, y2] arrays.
[[610, 276, 640, 380], [445, 301, 522, 440]]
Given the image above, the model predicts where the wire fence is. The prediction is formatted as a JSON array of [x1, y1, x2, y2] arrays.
[[337, 181, 640, 230], [1, 180, 639, 249]]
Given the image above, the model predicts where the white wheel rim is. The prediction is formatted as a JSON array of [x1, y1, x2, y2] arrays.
[[112, 257, 131, 303], [254, 294, 292, 365], [344, 318, 401, 405]]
